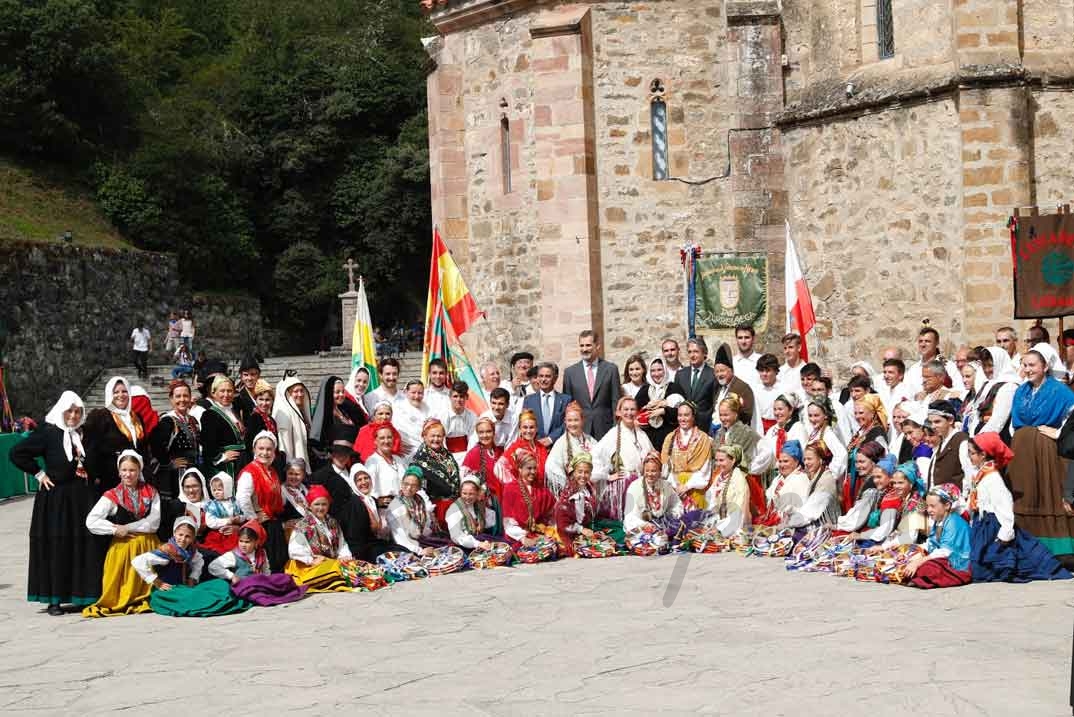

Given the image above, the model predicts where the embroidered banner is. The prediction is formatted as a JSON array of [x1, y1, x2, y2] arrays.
[[694, 253, 769, 331], [1012, 212, 1074, 318]]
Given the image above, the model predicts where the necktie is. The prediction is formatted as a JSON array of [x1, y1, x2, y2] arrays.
[[543, 393, 553, 435], [586, 362, 596, 400], [691, 368, 699, 392]]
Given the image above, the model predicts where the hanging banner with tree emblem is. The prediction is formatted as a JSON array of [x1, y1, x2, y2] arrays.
[[693, 253, 769, 331], [1011, 208, 1074, 318]]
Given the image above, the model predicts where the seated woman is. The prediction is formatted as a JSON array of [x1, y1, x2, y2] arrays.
[[545, 402, 596, 496], [496, 410, 550, 488], [353, 402, 401, 462], [133, 516, 250, 617], [704, 445, 751, 538], [711, 394, 765, 517], [408, 418, 462, 529], [783, 441, 841, 532], [445, 475, 500, 551], [832, 441, 886, 534], [386, 469, 441, 557], [83, 451, 161, 617], [209, 520, 308, 606], [555, 453, 602, 557], [500, 448, 558, 558], [350, 464, 387, 539], [661, 403, 714, 511], [844, 454, 902, 546], [172, 344, 194, 378], [593, 397, 655, 522], [280, 458, 311, 532], [285, 485, 356, 593], [236, 431, 289, 572], [623, 451, 685, 539], [889, 461, 928, 545], [904, 483, 973, 589], [967, 432, 1071, 583], [755, 440, 810, 526]]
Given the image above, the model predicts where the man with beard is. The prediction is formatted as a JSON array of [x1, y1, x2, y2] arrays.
[[712, 342, 755, 430], [363, 358, 404, 413]]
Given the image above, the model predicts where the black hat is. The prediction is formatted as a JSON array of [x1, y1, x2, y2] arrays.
[[714, 343, 734, 369], [328, 424, 360, 456], [509, 351, 535, 366], [239, 355, 260, 372]]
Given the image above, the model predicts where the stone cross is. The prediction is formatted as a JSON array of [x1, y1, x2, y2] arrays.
[[343, 258, 358, 292]]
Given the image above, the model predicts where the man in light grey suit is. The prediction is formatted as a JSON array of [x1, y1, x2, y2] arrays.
[[561, 330, 620, 440]]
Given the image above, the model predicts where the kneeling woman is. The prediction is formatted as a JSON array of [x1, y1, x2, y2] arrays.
[[83, 451, 161, 617], [445, 476, 500, 551], [285, 485, 356, 593], [236, 431, 289, 571], [554, 453, 623, 556], [967, 432, 1071, 583], [904, 483, 972, 589], [209, 520, 308, 606], [133, 516, 249, 617], [500, 448, 558, 558], [623, 451, 685, 538]]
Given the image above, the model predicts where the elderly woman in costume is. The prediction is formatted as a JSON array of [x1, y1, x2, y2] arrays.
[[803, 397, 848, 480], [904, 483, 973, 589], [967, 432, 1071, 582], [11, 391, 102, 615], [500, 448, 558, 556], [592, 396, 655, 522], [199, 375, 247, 480], [387, 468, 440, 556], [286, 484, 356, 592], [408, 418, 461, 528], [354, 401, 400, 462], [704, 444, 751, 538], [365, 423, 408, 506], [280, 458, 311, 530], [661, 403, 714, 510], [755, 440, 810, 526], [497, 409, 550, 488], [832, 440, 886, 533], [84, 376, 144, 494], [623, 451, 684, 538], [82, 450, 161, 617], [209, 519, 308, 606], [1007, 349, 1074, 566], [445, 475, 500, 551], [236, 431, 289, 571], [545, 401, 596, 496], [149, 380, 201, 500], [783, 441, 841, 531], [273, 375, 313, 473], [842, 394, 889, 510], [394, 380, 431, 460], [634, 358, 685, 452]]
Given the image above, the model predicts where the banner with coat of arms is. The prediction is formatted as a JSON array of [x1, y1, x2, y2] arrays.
[[694, 253, 769, 331], [1012, 211, 1074, 318]]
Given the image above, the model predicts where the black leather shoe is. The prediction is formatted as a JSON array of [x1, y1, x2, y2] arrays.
[[47, 604, 64, 616]]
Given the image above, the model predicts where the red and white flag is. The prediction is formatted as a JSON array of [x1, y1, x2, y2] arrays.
[[785, 220, 816, 361]]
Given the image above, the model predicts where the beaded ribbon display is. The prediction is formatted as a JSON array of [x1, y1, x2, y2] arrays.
[[785, 526, 831, 571], [871, 544, 924, 584], [515, 534, 558, 563], [796, 535, 855, 573], [683, 527, 729, 554], [468, 542, 515, 569], [420, 546, 466, 577], [376, 551, 429, 581], [625, 524, 670, 556], [750, 526, 796, 558], [730, 528, 755, 555], [339, 559, 389, 592], [573, 531, 617, 559]]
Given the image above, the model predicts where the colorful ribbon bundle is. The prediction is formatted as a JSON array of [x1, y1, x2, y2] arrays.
[[469, 542, 515, 569], [574, 532, 617, 559], [683, 527, 729, 554], [750, 527, 796, 558], [730, 528, 755, 555], [625, 524, 670, 556], [872, 544, 924, 584], [833, 552, 873, 579], [785, 526, 831, 571], [339, 559, 389, 592], [376, 551, 429, 581], [420, 546, 466, 576], [515, 534, 558, 564], [797, 535, 855, 573]]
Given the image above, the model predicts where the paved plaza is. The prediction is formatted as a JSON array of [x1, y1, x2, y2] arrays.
[[0, 497, 1071, 716]]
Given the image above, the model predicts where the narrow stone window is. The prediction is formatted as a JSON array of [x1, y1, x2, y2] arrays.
[[500, 107, 512, 194], [877, 0, 894, 59], [650, 79, 668, 181]]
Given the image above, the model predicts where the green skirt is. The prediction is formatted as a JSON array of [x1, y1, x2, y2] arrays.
[[148, 578, 252, 617], [595, 518, 625, 546]]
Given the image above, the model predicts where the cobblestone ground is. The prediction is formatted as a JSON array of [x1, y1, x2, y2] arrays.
[[1, 497, 1071, 716]]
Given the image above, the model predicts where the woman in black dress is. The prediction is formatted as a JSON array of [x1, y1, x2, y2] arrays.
[[149, 379, 200, 500], [199, 375, 247, 480], [83, 377, 144, 495], [635, 358, 686, 452], [10, 391, 104, 615], [310, 375, 365, 467]]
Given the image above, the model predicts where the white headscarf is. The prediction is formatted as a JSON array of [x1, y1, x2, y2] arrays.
[[44, 391, 86, 461], [1031, 342, 1067, 381], [850, 361, 878, 379], [901, 401, 928, 428], [963, 361, 986, 397], [208, 471, 235, 501], [105, 376, 137, 445], [178, 467, 208, 514], [172, 515, 198, 535], [347, 367, 370, 402], [985, 346, 1021, 384]]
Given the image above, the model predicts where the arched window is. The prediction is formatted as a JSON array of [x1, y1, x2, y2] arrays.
[[650, 79, 668, 181], [877, 0, 894, 59]]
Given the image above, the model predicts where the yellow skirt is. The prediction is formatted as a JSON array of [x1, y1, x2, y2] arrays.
[[82, 533, 160, 618], [284, 559, 352, 594], [676, 473, 708, 510]]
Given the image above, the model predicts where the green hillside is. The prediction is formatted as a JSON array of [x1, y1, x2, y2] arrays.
[[0, 160, 130, 249]]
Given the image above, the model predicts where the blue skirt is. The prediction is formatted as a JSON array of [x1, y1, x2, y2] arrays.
[[971, 512, 1073, 583]]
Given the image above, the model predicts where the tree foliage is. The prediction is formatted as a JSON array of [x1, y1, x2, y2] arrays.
[[1, 0, 432, 351]]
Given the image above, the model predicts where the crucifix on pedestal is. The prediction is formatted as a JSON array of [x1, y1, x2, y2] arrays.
[[334, 257, 361, 351], [343, 258, 359, 293]]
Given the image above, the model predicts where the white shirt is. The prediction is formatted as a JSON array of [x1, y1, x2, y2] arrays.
[[445, 500, 498, 549], [924, 432, 974, 493], [179, 319, 195, 338], [904, 357, 961, 396], [86, 493, 162, 536], [208, 550, 269, 581], [876, 380, 913, 421], [424, 384, 453, 422], [363, 385, 407, 414], [130, 328, 150, 352], [777, 362, 804, 395], [972, 467, 1017, 542], [287, 520, 354, 563], [443, 409, 477, 463], [235, 467, 284, 519], [387, 493, 436, 552], [480, 410, 517, 448], [365, 452, 407, 498], [622, 479, 683, 533], [752, 381, 786, 430], [394, 401, 430, 459], [733, 351, 761, 388]]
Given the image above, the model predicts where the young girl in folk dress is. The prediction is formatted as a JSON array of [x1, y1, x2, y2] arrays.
[[83, 451, 161, 617], [623, 451, 685, 538], [554, 453, 623, 555], [500, 448, 558, 560], [966, 432, 1071, 583], [704, 445, 751, 538], [661, 403, 714, 510], [285, 485, 356, 593], [209, 520, 308, 606], [755, 440, 811, 526], [904, 483, 973, 589], [593, 397, 654, 522]]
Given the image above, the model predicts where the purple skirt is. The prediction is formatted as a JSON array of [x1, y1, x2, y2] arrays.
[[231, 573, 308, 607]]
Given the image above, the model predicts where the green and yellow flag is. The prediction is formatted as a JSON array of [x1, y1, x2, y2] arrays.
[[351, 277, 379, 390]]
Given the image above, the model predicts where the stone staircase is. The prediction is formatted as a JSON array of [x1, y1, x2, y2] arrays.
[[83, 352, 424, 411]]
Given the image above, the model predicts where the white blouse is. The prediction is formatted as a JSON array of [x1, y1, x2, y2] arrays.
[[86, 493, 161, 536], [593, 424, 653, 481], [208, 551, 270, 581], [622, 479, 683, 533], [972, 468, 1016, 542], [287, 522, 353, 563], [546, 432, 596, 496], [235, 467, 285, 519], [387, 494, 435, 552], [365, 453, 408, 499], [445, 500, 498, 549]]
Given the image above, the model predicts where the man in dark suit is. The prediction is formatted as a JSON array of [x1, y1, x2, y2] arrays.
[[675, 337, 717, 433], [522, 362, 571, 447], [562, 330, 620, 439], [712, 342, 755, 429]]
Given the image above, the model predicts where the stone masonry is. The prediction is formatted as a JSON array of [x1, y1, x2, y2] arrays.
[[424, 0, 1074, 374]]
